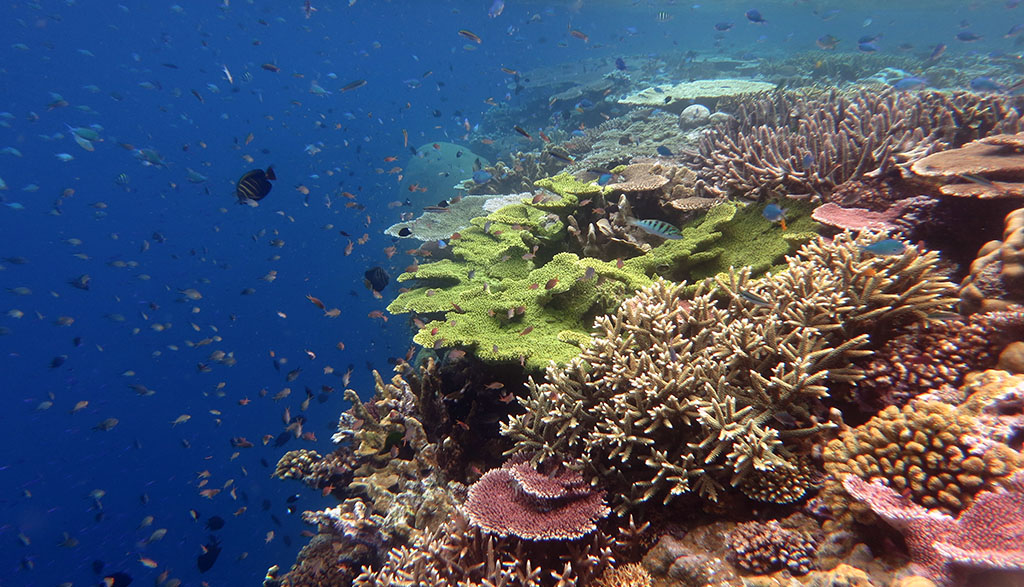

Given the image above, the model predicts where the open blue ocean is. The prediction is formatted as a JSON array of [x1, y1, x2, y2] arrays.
[[3, 1, 1024, 586]]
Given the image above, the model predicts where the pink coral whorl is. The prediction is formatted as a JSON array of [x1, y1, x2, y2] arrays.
[[463, 467, 609, 541]]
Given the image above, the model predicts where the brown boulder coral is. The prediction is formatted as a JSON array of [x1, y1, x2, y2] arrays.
[[960, 208, 1024, 314]]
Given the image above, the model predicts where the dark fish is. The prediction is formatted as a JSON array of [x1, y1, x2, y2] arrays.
[[548, 150, 574, 164], [714, 22, 734, 31], [458, 29, 482, 43], [68, 274, 91, 290], [196, 535, 221, 573], [340, 79, 367, 92], [398, 227, 412, 237], [858, 42, 878, 52], [50, 355, 68, 369], [656, 145, 673, 157], [615, 57, 627, 70], [513, 125, 531, 139], [235, 166, 276, 204], [927, 42, 947, 61], [364, 266, 390, 292], [745, 9, 766, 23], [956, 31, 982, 42], [205, 515, 225, 531], [738, 289, 773, 306]]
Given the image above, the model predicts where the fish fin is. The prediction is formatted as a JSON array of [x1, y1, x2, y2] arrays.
[[265, 166, 276, 181]]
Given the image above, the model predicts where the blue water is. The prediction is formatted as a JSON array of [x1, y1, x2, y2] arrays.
[[2, 0, 1023, 585]]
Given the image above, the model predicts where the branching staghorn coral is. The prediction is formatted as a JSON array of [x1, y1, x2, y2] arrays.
[[502, 233, 960, 514], [697, 89, 1024, 199]]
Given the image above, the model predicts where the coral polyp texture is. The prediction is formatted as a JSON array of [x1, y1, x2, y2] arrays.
[[502, 232, 959, 514]]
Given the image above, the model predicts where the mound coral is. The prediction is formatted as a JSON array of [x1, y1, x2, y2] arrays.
[[823, 400, 1023, 524], [727, 519, 817, 576], [502, 233, 959, 513], [960, 207, 1024, 314]]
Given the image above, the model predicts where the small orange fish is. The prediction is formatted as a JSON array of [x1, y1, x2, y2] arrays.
[[199, 488, 221, 499], [384, 156, 398, 162], [306, 294, 325, 310], [402, 128, 408, 147], [261, 63, 280, 72], [139, 557, 159, 569], [539, 131, 551, 143], [344, 240, 354, 256], [368, 310, 388, 323], [545, 278, 558, 290], [569, 29, 589, 42], [519, 325, 534, 336], [480, 138, 494, 145]]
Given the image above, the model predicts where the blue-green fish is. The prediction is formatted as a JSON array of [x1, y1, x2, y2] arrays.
[[860, 239, 906, 256], [630, 219, 682, 240]]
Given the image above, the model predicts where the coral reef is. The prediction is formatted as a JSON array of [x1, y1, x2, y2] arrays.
[[592, 562, 652, 587], [503, 233, 959, 514], [843, 472, 1024, 587], [390, 194, 816, 371], [960, 208, 1024, 314], [727, 519, 817, 576], [958, 369, 1024, 450], [823, 390, 1024, 525], [910, 133, 1024, 198], [696, 89, 1023, 200], [463, 458, 610, 540], [618, 79, 776, 112], [353, 512, 620, 587], [852, 310, 1024, 409], [641, 531, 738, 586]]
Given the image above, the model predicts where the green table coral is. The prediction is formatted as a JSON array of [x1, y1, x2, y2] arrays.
[[388, 194, 818, 372]]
